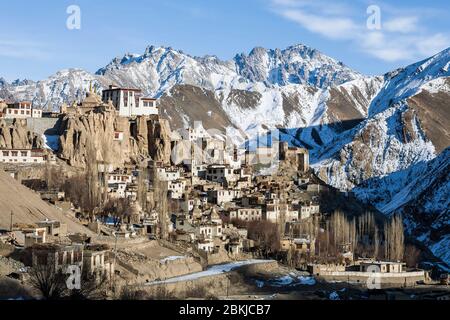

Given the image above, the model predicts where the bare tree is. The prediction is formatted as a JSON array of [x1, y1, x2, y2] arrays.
[[44, 163, 64, 190], [374, 225, 380, 260], [85, 140, 101, 219], [62, 141, 102, 216], [103, 198, 133, 226], [247, 220, 280, 257], [29, 264, 109, 300], [404, 245, 421, 268], [152, 164, 169, 240], [120, 285, 149, 300], [29, 265, 67, 300], [69, 269, 109, 300], [137, 167, 148, 212]]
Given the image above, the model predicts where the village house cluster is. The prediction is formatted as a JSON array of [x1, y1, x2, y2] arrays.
[[0, 82, 324, 261], [0, 82, 432, 293], [148, 119, 324, 260]]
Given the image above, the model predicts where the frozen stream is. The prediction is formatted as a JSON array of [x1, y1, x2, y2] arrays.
[[146, 259, 274, 285]]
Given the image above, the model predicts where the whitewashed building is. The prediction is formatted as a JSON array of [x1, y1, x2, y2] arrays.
[[108, 183, 127, 198], [299, 203, 320, 220], [101, 86, 158, 117], [3, 102, 42, 119], [229, 207, 262, 222], [0, 149, 46, 164], [167, 179, 186, 199], [208, 189, 242, 205], [196, 222, 223, 241], [197, 239, 215, 253], [156, 167, 181, 182], [206, 165, 239, 184], [178, 122, 210, 142], [107, 172, 133, 185]]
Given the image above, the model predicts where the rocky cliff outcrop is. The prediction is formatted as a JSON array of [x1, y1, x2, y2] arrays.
[[147, 118, 172, 166], [56, 112, 172, 168], [0, 119, 43, 149]]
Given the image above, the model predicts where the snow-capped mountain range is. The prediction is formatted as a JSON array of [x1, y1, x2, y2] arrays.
[[1, 44, 449, 266]]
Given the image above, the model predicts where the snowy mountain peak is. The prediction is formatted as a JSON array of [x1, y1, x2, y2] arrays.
[[369, 46, 450, 116], [10, 79, 35, 86], [95, 44, 361, 92], [234, 44, 361, 88], [0, 77, 7, 87]]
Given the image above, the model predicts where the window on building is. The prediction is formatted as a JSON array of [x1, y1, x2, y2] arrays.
[[58, 253, 65, 265], [21, 151, 27, 157], [2, 151, 8, 156], [11, 151, 18, 157]]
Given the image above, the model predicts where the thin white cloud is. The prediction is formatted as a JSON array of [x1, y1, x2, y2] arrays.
[[360, 32, 415, 62], [269, 0, 450, 63], [279, 9, 358, 40], [384, 16, 419, 33], [0, 39, 50, 60], [272, 0, 353, 15], [416, 33, 450, 57]]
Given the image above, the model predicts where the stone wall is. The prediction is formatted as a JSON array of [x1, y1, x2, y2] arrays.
[[116, 255, 202, 282], [25, 118, 59, 136], [318, 271, 426, 287]]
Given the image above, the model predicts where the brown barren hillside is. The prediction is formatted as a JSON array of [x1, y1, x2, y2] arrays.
[[0, 170, 92, 234]]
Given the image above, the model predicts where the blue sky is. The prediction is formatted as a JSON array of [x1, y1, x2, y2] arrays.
[[0, 0, 449, 81]]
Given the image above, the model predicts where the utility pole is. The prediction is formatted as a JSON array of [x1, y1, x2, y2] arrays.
[[112, 232, 118, 294], [10, 211, 13, 232], [226, 276, 229, 299]]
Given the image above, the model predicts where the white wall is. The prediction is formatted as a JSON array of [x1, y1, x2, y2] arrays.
[[0, 150, 45, 164], [103, 89, 158, 117], [4, 108, 42, 119]]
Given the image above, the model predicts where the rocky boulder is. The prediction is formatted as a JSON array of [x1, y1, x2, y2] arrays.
[[56, 111, 172, 168], [0, 119, 43, 150]]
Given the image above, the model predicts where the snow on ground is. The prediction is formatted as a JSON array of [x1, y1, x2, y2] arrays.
[[329, 291, 340, 300], [42, 134, 60, 152], [429, 235, 450, 267], [255, 280, 265, 288], [254, 272, 316, 288], [419, 77, 450, 94], [369, 48, 450, 117], [147, 260, 273, 285], [269, 274, 316, 287], [159, 256, 186, 263]]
